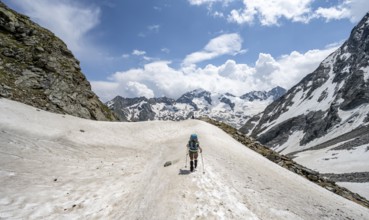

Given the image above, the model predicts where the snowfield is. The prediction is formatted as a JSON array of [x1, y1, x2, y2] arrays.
[[1, 98, 369, 219]]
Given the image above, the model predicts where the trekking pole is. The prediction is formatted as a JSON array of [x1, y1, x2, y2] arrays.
[[185, 152, 188, 168], [201, 152, 205, 174]]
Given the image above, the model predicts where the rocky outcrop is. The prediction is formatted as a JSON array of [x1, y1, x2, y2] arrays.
[[201, 117, 369, 209], [0, 2, 117, 121]]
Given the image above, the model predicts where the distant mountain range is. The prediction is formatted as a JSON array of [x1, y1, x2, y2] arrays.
[[107, 86, 286, 128]]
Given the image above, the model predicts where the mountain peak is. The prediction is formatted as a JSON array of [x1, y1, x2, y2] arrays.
[[240, 86, 286, 101]]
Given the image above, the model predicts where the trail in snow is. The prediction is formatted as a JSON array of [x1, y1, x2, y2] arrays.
[[0, 98, 369, 219]]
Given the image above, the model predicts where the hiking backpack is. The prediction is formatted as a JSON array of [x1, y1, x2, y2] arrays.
[[188, 140, 199, 152]]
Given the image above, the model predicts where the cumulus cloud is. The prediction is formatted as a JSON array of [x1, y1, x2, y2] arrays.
[[268, 47, 338, 88], [92, 44, 340, 101], [191, 0, 369, 25], [315, 0, 369, 22], [183, 33, 245, 65], [228, 0, 313, 26]]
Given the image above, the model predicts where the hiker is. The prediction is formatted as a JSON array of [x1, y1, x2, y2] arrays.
[[187, 134, 202, 172]]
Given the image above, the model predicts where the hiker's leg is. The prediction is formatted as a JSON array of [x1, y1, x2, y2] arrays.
[[189, 152, 194, 160], [194, 152, 198, 168], [189, 152, 194, 171]]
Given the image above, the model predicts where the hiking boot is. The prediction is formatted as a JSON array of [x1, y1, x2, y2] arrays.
[[190, 161, 194, 172], [194, 160, 198, 168]]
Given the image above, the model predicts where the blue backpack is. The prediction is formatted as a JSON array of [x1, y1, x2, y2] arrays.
[[188, 140, 199, 152]]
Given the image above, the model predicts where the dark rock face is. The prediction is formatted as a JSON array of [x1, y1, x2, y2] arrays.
[[248, 12, 369, 150], [0, 2, 116, 121], [219, 96, 235, 110], [240, 87, 286, 101], [239, 113, 261, 134]]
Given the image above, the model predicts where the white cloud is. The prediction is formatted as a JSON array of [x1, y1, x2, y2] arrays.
[[268, 46, 338, 88], [125, 82, 155, 98], [195, 0, 369, 25], [315, 7, 350, 21], [188, 0, 217, 5], [92, 44, 340, 101], [228, 0, 313, 26], [9, 0, 100, 55], [188, 0, 233, 6], [6, 0, 116, 75], [132, 50, 146, 56], [315, 0, 369, 22], [183, 33, 244, 65]]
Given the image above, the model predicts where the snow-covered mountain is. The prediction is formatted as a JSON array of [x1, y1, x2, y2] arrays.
[[241, 12, 369, 195], [1, 98, 369, 219], [107, 87, 286, 128]]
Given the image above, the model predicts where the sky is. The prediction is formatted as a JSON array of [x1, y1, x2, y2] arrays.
[[3, 0, 369, 101]]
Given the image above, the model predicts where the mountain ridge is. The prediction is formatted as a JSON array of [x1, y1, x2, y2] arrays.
[[107, 87, 286, 128], [245, 11, 369, 152], [239, 11, 369, 200]]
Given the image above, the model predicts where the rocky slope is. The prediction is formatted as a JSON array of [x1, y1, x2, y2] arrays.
[[242, 12, 369, 153], [107, 87, 286, 128], [202, 117, 369, 209], [0, 2, 116, 121], [240, 12, 369, 195]]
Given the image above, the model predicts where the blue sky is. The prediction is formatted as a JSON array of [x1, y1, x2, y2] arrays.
[[4, 0, 369, 101]]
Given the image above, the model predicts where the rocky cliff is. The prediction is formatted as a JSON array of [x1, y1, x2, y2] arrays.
[[0, 2, 117, 121]]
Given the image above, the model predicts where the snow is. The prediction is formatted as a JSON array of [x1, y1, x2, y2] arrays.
[[147, 94, 270, 128], [337, 182, 369, 201], [300, 104, 369, 150], [361, 66, 369, 82], [1, 98, 369, 219], [260, 58, 338, 135], [274, 130, 305, 154], [340, 52, 351, 61], [294, 143, 369, 174]]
